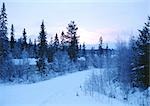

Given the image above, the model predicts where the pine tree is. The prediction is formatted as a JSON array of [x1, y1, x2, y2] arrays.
[[22, 28, 27, 50], [105, 44, 109, 55], [60, 31, 65, 51], [47, 37, 54, 63], [10, 24, 15, 50], [33, 39, 37, 58], [129, 36, 138, 86], [36, 21, 48, 75], [28, 38, 33, 57], [65, 21, 79, 61], [0, 2, 8, 63], [82, 43, 86, 56], [116, 41, 131, 86], [79, 44, 81, 51], [98, 36, 103, 55], [54, 33, 59, 51], [0, 2, 11, 81], [0, 3, 7, 37], [132, 16, 150, 89], [79, 44, 81, 57]]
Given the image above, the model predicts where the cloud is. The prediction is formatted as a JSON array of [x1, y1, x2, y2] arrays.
[[78, 27, 122, 44]]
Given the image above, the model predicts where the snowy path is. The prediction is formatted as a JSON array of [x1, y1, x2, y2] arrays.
[[0, 69, 133, 106]]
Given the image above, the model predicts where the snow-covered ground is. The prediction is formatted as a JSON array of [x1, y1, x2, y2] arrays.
[[12, 58, 36, 65], [0, 69, 133, 106]]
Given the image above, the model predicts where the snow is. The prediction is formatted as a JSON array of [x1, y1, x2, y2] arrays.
[[132, 65, 144, 71], [12, 58, 36, 65], [77, 57, 86, 61], [0, 69, 133, 106]]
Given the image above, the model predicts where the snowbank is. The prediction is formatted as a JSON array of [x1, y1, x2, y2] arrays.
[[0, 69, 132, 106], [84, 68, 149, 106], [12, 58, 36, 65]]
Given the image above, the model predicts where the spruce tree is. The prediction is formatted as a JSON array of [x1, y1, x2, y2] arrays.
[[0, 2, 8, 63], [98, 36, 104, 68], [98, 36, 103, 55], [22, 28, 27, 50], [82, 43, 86, 56], [54, 33, 59, 51], [28, 38, 33, 57], [10, 24, 15, 50], [0, 3, 7, 37], [0, 2, 10, 81], [65, 21, 79, 61], [60, 31, 65, 51], [47, 37, 54, 63], [36, 21, 48, 75], [33, 39, 37, 58], [132, 16, 150, 89], [105, 44, 109, 56]]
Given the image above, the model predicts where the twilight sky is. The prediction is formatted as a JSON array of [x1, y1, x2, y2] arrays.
[[1, 0, 150, 48]]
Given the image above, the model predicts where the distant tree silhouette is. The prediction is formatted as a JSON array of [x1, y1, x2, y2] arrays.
[[33, 39, 37, 58], [22, 28, 27, 50], [28, 38, 34, 58], [98, 36, 103, 55], [47, 37, 54, 63], [54, 33, 59, 52], [60, 31, 66, 51], [82, 43, 86, 56]]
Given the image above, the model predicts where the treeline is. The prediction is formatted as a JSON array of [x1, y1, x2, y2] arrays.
[[85, 16, 150, 106], [117, 16, 150, 90], [85, 16, 150, 104], [0, 3, 112, 82], [0, 2, 149, 92]]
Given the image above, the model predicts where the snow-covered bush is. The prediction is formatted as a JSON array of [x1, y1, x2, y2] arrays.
[[51, 51, 71, 74], [77, 57, 88, 71], [115, 41, 131, 85], [86, 53, 104, 68], [84, 68, 150, 106]]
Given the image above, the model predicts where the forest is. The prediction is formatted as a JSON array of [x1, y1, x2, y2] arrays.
[[0, 2, 149, 106]]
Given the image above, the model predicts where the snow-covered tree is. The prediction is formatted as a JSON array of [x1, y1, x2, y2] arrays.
[[116, 41, 131, 85], [15, 38, 23, 58], [104, 44, 111, 69], [54, 33, 59, 52], [52, 51, 71, 73], [97, 36, 104, 68], [60, 31, 65, 51], [0, 3, 15, 81], [65, 21, 79, 61], [22, 28, 27, 50], [98, 36, 103, 55], [10, 24, 15, 50], [82, 43, 86, 56], [132, 16, 150, 89], [36, 21, 48, 76], [0, 2, 8, 63], [33, 39, 37, 58], [27, 38, 34, 58], [0, 2, 7, 37], [47, 37, 54, 63]]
